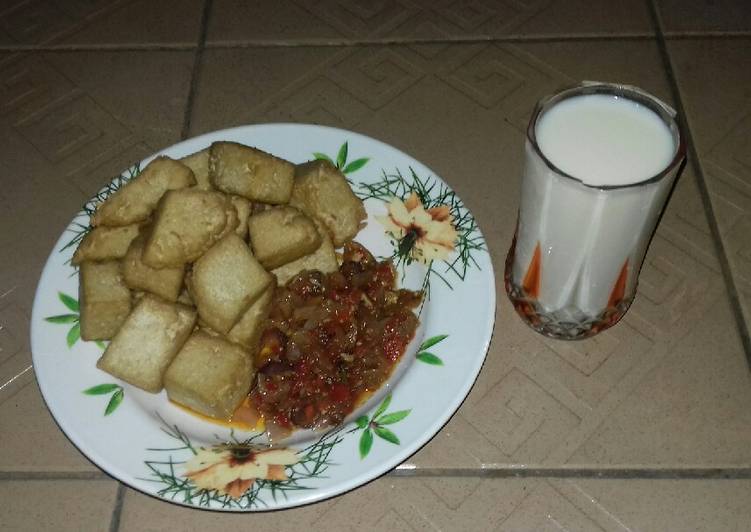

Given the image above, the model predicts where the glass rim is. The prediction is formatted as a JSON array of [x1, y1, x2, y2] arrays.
[[526, 81, 687, 191]]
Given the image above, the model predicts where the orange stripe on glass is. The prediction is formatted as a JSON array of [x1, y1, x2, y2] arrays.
[[522, 242, 542, 298], [607, 259, 629, 308]]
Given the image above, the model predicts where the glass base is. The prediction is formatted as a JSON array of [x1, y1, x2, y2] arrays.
[[504, 254, 632, 340]]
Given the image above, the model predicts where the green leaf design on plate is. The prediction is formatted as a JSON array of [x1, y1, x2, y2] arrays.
[[373, 393, 391, 419], [353, 394, 410, 459], [376, 409, 410, 425], [343, 157, 369, 174], [83, 383, 121, 395], [419, 334, 448, 351], [44, 314, 79, 324], [336, 141, 348, 169], [58, 292, 79, 312], [373, 426, 400, 445], [355, 415, 369, 429], [416, 352, 443, 365], [66, 322, 81, 348], [105, 389, 124, 416], [359, 428, 373, 459], [312, 152, 334, 165]]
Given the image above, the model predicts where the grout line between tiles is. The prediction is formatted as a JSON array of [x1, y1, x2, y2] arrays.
[[109, 483, 126, 532], [1, 32, 747, 55], [3, 467, 751, 482], [0, 33, 657, 54], [391, 467, 751, 479], [648, 0, 751, 368], [180, 0, 213, 141]]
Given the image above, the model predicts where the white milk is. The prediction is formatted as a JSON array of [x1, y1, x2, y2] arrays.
[[510, 91, 680, 328], [535, 94, 675, 187]]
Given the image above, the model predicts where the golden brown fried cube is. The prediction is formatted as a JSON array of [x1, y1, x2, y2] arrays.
[[188, 234, 272, 334], [72, 224, 140, 265], [247, 206, 321, 269], [290, 160, 366, 246], [79, 260, 131, 341], [92, 156, 195, 227], [271, 220, 338, 285], [180, 149, 212, 190], [96, 295, 196, 393], [227, 282, 274, 351], [230, 195, 251, 241], [209, 141, 294, 204], [142, 189, 238, 268], [164, 330, 254, 420], [123, 234, 185, 302]]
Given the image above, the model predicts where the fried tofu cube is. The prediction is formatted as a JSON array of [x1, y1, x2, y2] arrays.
[[188, 234, 272, 334], [164, 331, 254, 420], [79, 261, 131, 341], [142, 189, 238, 268], [92, 156, 195, 227], [96, 295, 196, 393], [227, 282, 274, 351], [290, 160, 366, 246], [123, 234, 185, 302], [209, 142, 294, 204], [247, 206, 321, 269], [180, 149, 212, 190], [230, 195, 251, 241], [72, 224, 140, 265], [271, 220, 338, 285]]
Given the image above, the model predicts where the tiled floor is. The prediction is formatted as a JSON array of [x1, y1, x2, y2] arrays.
[[1, 0, 750, 530]]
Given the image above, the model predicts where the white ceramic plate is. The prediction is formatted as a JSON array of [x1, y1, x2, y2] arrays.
[[31, 124, 495, 511]]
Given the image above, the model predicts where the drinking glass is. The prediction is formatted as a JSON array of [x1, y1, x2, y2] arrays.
[[505, 82, 686, 340]]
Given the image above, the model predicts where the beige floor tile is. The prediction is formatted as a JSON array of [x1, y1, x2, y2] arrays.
[[189, 40, 748, 470], [0, 379, 99, 472], [0, 479, 118, 532], [42, 51, 194, 152], [568, 292, 751, 467], [658, 0, 751, 34], [205, 0, 653, 45], [0, 0, 204, 46], [117, 476, 751, 530], [566, 478, 751, 532], [668, 38, 751, 327], [0, 49, 192, 471], [118, 477, 534, 530]]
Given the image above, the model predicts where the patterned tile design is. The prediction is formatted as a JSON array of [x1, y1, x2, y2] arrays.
[[668, 38, 751, 331]]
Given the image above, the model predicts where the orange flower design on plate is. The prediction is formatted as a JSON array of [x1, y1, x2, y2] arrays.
[[377, 192, 458, 265], [184, 444, 298, 499]]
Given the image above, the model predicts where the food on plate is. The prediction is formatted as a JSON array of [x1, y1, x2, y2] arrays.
[[71, 223, 141, 265], [96, 295, 196, 393], [187, 233, 272, 334], [271, 219, 338, 286], [92, 156, 195, 227], [79, 260, 132, 341], [251, 242, 421, 431], [209, 142, 294, 204], [230, 196, 251, 240], [180, 149, 212, 190], [247, 206, 321, 269], [142, 188, 238, 268], [164, 330, 255, 419], [290, 159, 367, 247], [227, 282, 275, 350], [123, 234, 185, 302], [81, 140, 423, 431]]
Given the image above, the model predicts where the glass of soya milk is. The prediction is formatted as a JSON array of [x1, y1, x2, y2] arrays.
[[505, 81, 686, 340]]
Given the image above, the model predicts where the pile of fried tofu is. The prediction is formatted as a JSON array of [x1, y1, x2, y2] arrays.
[[74, 142, 366, 420]]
